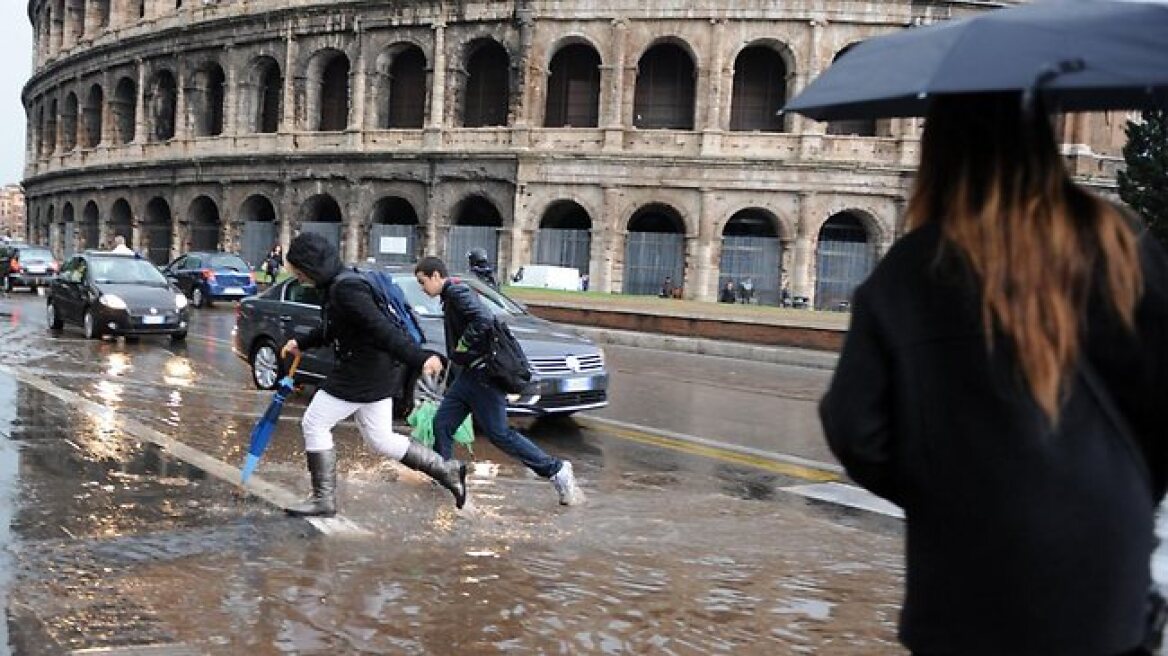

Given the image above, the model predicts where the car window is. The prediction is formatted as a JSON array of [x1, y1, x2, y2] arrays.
[[61, 257, 85, 283], [208, 254, 248, 271], [284, 281, 322, 306], [167, 256, 186, 270], [18, 248, 53, 261], [89, 257, 169, 285], [391, 274, 523, 318], [186, 256, 202, 269]]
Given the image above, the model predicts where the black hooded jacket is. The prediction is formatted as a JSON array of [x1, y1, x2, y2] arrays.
[[287, 233, 430, 403], [439, 278, 493, 367]]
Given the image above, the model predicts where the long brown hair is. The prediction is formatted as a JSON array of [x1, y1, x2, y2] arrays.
[[905, 93, 1142, 421]]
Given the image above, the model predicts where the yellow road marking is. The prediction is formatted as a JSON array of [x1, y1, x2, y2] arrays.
[[576, 417, 840, 483]]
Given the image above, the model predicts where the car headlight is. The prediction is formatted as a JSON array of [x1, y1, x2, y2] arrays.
[[99, 294, 127, 310], [175, 294, 188, 309], [596, 347, 606, 366]]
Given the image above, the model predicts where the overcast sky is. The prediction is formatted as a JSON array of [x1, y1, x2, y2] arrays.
[[0, 4, 32, 187]]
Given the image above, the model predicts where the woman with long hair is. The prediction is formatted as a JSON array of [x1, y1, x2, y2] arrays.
[[820, 92, 1168, 655]]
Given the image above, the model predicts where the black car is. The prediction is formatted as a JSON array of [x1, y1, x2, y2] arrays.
[[0, 242, 58, 293], [47, 251, 191, 341], [162, 251, 259, 308], [232, 268, 609, 417]]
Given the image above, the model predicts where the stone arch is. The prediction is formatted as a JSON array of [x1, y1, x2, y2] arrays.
[[367, 196, 420, 264], [729, 43, 791, 133], [544, 42, 601, 128], [82, 83, 104, 148], [298, 193, 344, 251], [59, 202, 74, 256], [239, 194, 278, 267], [462, 38, 511, 128], [190, 61, 226, 137], [448, 194, 503, 267], [624, 203, 686, 295], [633, 40, 697, 130], [146, 69, 177, 142], [111, 76, 136, 144], [143, 197, 173, 264], [814, 210, 876, 310], [719, 208, 784, 305], [825, 44, 877, 137], [188, 196, 221, 251], [93, 0, 110, 31], [375, 43, 427, 129], [109, 198, 133, 248], [62, 91, 79, 151], [44, 97, 58, 155], [306, 49, 350, 131], [242, 55, 283, 134], [80, 200, 100, 249], [534, 200, 592, 274]]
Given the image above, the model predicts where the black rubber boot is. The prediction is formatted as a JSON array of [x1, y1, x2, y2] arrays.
[[400, 442, 468, 509], [285, 449, 337, 518]]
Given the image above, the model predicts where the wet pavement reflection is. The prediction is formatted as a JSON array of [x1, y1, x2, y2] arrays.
[[0, 293, 906, 654]]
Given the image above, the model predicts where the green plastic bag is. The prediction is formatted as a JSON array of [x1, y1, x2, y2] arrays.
[[407, 400, 474, 454]]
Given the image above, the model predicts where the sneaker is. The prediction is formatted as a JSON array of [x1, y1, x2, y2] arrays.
[[550, 461, 585, 506]]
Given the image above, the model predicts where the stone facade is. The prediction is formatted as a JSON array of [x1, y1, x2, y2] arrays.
[[21, 0, 1131, 305]]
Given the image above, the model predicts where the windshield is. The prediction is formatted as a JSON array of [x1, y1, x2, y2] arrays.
[[90, 258, 169, 285], [208, 254, 249, 272], [392, 273, 525, 318], [20, 249, 53, 261]]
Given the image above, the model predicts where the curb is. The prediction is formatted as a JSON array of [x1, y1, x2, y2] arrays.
[[569, 325, 840, 370]]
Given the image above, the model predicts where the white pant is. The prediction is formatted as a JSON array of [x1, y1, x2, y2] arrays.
[[301, 390, 410, 460]]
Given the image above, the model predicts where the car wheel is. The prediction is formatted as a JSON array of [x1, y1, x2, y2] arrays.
[[46, 300, 63, 330], [250, 339, 281, 390], [192, 287, 206, 309], [82, 309, 101, 339], [170, 330, 187, 343]]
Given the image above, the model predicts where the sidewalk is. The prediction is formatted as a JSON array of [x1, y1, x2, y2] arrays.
[[505, 286, 850, 356]]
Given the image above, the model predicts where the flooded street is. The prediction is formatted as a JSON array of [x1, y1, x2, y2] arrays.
[[0, 292, 907, 654]]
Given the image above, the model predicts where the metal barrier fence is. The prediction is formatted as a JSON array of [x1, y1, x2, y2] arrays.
[[719, 235, 781, 305], [624, 232, 684, 296], [534, 228, 590, 274]]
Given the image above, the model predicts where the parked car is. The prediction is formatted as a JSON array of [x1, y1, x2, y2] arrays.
[[0, 242, 58, 293], [47, 251, 190, 341], [232, 267, 609, 417], [162, 251, 258, 308]]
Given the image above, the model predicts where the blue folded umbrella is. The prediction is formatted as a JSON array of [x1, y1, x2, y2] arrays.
[[241, 353, 301, 484]]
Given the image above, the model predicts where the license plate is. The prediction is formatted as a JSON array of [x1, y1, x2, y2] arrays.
[[561, 377, 592, 393], [224, 287, 244, 295], [142, 315, 165, 325], [27, 266, 45, 274]]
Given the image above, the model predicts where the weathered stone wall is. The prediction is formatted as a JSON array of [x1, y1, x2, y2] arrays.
[[21, 0, 1129, 304]]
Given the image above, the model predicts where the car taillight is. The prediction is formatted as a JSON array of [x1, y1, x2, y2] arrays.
[[48, 261, 58, 273], [8, 258, 19, 273], [201, 269, 216, 281]]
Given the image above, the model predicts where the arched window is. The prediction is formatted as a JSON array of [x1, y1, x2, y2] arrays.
[[730, 47, 787, 132], [245, 57, 282, 134], [384, 47, 426, 128], [448, 195, 502, 265], [825, 46, 877, 137], [82, 84, 104, 148], [544, 44, 601, 128], [535, 200, 592, 274], [112, 77, 137, 144], [109, 199, 133, 248], [624, 204, 686, 295], [148, 71, 177, 142], [720, 209, 782, 305], [633, 43, 695, 130], [143, 198, 173, 264], [188, 197, 221, 251], [44, 99, 58, 155], [368, 197, 420, 264], [62, 92, 79, 151], [315, 53, 351, 131], [815, 212, 874, 309], [191, 63, 226, 137], [463, 40, 510, 127]]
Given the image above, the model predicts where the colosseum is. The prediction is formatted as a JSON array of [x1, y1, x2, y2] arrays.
[[21, 0, 1131, 308]]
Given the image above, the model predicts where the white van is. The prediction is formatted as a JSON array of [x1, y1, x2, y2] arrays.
[[511, 265, 581, 291]]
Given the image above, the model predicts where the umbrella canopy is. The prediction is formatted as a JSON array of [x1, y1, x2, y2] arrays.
[[783, 0, 1168, 121]]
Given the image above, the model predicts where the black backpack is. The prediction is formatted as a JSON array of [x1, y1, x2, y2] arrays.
[[483, 318, 533, 393]]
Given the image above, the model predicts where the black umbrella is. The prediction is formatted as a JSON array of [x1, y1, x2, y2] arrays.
[[783, 0, 1168, 121]]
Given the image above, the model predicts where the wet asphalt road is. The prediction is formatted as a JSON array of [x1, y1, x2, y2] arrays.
[[0, 290, 907, 655]]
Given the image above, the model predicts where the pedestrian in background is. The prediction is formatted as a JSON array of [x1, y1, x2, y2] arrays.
[[111, 235, 133, 254], [414, 256, 585, 506], [263, 244, 283, 285], [659, 276, 675, 299], [467, 247, 499, 290], [820, 93, 1168, 655], [719, 280, 737, 303], [281, 233, 468, 517]]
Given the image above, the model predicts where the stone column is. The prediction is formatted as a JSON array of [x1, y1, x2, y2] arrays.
[[223, 46, 239, 136], [174, 64, 189, 140], [792, 192, 817, 303], [424, 21, 446, 148], [350, 31, 367, 139], [50, 5, 64, 57], [701, 20, 726, 155], [99, 69, 116, 147], [511, 3, 535, 147], [690, 189, 718, 301], [592, 185, 622, 292], [424, 183, 445, 257], [343, 208, 361, 264], [602, 19, 628, 151], [795, 19, 828, 157], [280, 26, 298, 132], [133, 61, 147, 144]]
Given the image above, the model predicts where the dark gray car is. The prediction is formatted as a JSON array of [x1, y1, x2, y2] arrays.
[[232, 269, 608, 417]]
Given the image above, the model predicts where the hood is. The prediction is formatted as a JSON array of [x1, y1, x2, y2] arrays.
[[286, 232, 343, 286]]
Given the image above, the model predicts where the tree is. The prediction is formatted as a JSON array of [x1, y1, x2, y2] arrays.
[[1118, 109, 1168, 249]]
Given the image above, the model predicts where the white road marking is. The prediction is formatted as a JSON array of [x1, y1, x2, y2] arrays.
[[781, 482, 905, 519]]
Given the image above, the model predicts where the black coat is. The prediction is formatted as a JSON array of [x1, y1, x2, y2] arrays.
[[294, 249, 430, 403], [820, 222, 1168, 655], [439, 278, 493, 367]]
